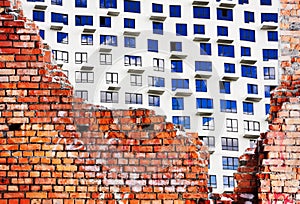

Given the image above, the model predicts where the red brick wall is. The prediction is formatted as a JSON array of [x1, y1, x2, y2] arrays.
[[0, 0, 209, 203]]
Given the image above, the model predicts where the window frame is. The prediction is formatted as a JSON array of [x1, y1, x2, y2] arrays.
[[106, 72, 118, 84], [149, 95, 160, 107], [130, 74, 142, 86], [124, 55, 142, 66], [75, 52, 88, 64], [222, 157, 239, 170], [100, 53, 112, 65], [222, 137, 239, 151], [75, 71, 94, 83], [100, 91, 118, 103], [226, 118, 238, 132], [202, 117, 214, 130], [81, 34, 93, 45], [172, 97, 184, 110], [125, 93, 143, 104], [220, 100, 237, 113], [75, 90, 88, 101]]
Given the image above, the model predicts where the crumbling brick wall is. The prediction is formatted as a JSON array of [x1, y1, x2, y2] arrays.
[[0, 0, 210, 203]]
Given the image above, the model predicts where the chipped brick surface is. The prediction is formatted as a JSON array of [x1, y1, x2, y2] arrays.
[[0, 0, 209, 203]]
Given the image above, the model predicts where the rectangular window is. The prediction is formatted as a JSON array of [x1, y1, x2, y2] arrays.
[[200, 136, 215, 147], [242, 65, 257, 78], [239, 0, 249, 4], [172, 116, 190, 129], [148, 76, 165, 87], [152, 3, 163, 13], [208, 175, 217, 188], [222, 157, 239, 170], [170, 5, 181, 17], [100, 0, 117, 8], [200, 43, 211, 55], [240, 29, 255, 42], [265, 85, 275, 98], [52, 50, 69, 63], [153, 22, 163, 35], [195, 61, 212, 72], [172, 79, 189, 91], [100, 91, 118, 103], [244, 11, 254, 23], [264, 67, 275, 80], [148, 39, 158, 52], [100, 53, 112, 65], [220, 81, 230, 94], [217, 26, 228, 36], [193, 7, 210, 19], [222, 137, 238, 151], [124, 37, 136, 48], [75, 90, 88, 101], [176, 24, 187, 36], [217, 8, 233, 21], [75, 0, 87, 7], [130, 74, 142, 86], [226, 118, 238, 132], [124, 55, 142, 66], [244, 120, 260, 131], [265, 104, 270, 115], [51, 12, 68, 25], [223, 176, 235, 188], [260, 0, 272, 5], [250, 139, 256, 148], [153, 58, 164, 71], [51, 0, 62, 5], [106, 72, 118, 84], [149, 95, 160, 107], [39, 29, 45, 39], [125, 93, 142, 104], [124, 18, 135, 29], [241, 47, 251, 57], [196, 79, 207, 92], [33, 10, 45, 22], [261, 13, 278, 23], [124, 0, 140, 13], [202, 117, 214, 130], [243, 102, 254, 115], [247, 84, 258, 94], [263, 49, 278, 61], [27, 0, 45, 2], [75, 52, 87, 64], [170, 42, 182, 52], [171, 60, 183, 73], [75, 71, 94, 83], [196, 98, 213, 109], [224, 63, 235, 73], [57, 32, 68, 44], [218, 45, 234, 57], [100, 35, 117, 46], [267, 31, 278, 41], [81, 34, 93, 45], [194, 24, 205, 34], [75, 15, 93, 26], [172, 97, 184, 110], [220, 100, 237, 113], [100, 16, 111, 27]]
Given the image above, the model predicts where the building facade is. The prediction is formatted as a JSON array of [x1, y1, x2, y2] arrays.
[[21, 0, 279, 193]]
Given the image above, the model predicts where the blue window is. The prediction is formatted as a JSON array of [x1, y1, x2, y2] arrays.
[[81, 34, 93, 45], [75, 15, 93, 26], [242, 65, 257, 78], [124, 18, 135, 29], [33, 10, 45, 22], [202, 118, 215, 131], [148, 39, 158, 52], [124, 37, 136, 48], [172, 97, 184, 110], [171, 60, 183, 73], [170, 42, 182, 52], [260, 0, 271, 5], [51, 12, 68, 25], [149, 95, 160, 107], [39, 29, 45, 39], [261, 13, 278, 23], [243, 102, 254, 115], [100, 0, 117, 8], [218, 45, 234, 57], [196, 79, 207, 92], [220, 81, 230, 94], [57, 32, 68, 44], [217, 8, 233, 21], [267, 31, 278, 41], [200, 43, 211, 55], [124, 0, 140, 13], [224, 63, 235, 73], [195, 61, 212, 72], [240, 29, 255, 42], [153, 22, 163, 35], [148, 76, 165, 87], [244, 11, 254, 23], [265, 104, 270, 115], [100, 35, 117, 46], [194, 24, 205, 34], [152, 3, 162, 13], [241, 47, 251, 57], [220, 100, 237, 113], [264, 67, 275, 79], [208, 175, 217, 188], [239, 0, 248, 4], [124, 55, 142, 66], [247, 84, 258, 94], [196, 98, 213, 109], [170, 5, 181, 17], [51, 0, 62, 5], [176, 24, 187, 36], [172, 79, 189, 91], [265, 86, 273, 98], [217, 26, 228, 36], [193, 7, 210, 19], [263, 49, 278, 61], [125, 93, 142, 104], [75, 0, 87, 7], [172, 116, 190, 129], [100, 16, 111, 27], [223, 157, 239, 170], [28, 0, 44, 1]]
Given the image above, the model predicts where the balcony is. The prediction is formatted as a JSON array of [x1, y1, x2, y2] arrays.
[[222, 73, 239, 81], [174, 89, 193, 96], [170, 52, 187, 59], [243, 130, 260, 139], [218, 0, 236, 8], [99, 45, 112, 52], [107, 10, 120, 16], [147, 87, 165, 95], [83, 26, 96, 33], [107, 84, 121, 91], [50, 22, 64, 31], [193, 34, 210, 42], [192, 0, 209, 5], [149, 14, 167, 21], [81, 66, 94, 71], [261, 22, 278, 30], [34, 4, 47, 10], [127, 67, 145, 74], [208, 146, 215, 154], [195, 71, 212, 79], [123, 31, 140, 37], [245, 94, 263, 102], [216, 36, 234, 44], [240, 56, 257, 65], [196, 108, 213, 116]]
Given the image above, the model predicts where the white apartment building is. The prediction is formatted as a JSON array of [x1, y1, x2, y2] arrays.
[[21, 0, 280, 193]]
